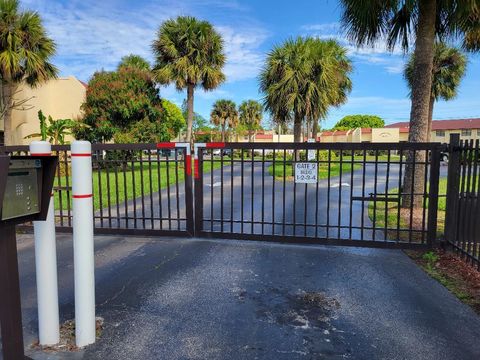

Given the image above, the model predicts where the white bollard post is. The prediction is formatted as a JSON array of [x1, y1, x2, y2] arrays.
[[71, 141, 96, 347], [30, 141, 60, 345]]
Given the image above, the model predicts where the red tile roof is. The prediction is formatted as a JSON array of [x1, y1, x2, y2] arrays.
[[385, 118, 480, 130], [79, 80, 88, 89], [361, 128, 372, 134]]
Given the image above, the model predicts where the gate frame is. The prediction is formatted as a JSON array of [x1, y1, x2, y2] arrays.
[[193, 141, 443, 249], [1, 142, 195, 237]]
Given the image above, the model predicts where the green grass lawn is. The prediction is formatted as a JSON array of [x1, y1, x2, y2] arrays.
[[54, 160, 220, 211], [368, 178, 450, 242], [268, 160, 362, 181]]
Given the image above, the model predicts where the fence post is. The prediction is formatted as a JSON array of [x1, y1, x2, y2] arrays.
[[194, 144, 204, 235], [183, 144, 195, 236], [444, 134, 461, 244], [71, 141, 96, 347], [29, 141, 60, 345], [426, 144, 441, 246]]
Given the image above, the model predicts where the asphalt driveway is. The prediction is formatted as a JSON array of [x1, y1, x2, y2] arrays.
[[6, 233, 480, 359]]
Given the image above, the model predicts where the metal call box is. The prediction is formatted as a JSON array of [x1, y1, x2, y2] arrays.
[[0, 155, 58, 225]]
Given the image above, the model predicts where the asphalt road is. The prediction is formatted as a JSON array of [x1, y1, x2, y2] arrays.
[[4, 234, 479, 360]]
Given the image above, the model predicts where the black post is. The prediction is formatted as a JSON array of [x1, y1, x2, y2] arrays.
[[445, 134, 461, 244], [194, 149, 204, 236], [426, 145, 441, 246], [184, 150, 195, 236], [0, 224, 31, 360]]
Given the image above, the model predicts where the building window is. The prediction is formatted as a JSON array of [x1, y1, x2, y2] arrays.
[[477, 129, 480, 136], [436, 130, 445, 137], [461, 129, 472, 137]]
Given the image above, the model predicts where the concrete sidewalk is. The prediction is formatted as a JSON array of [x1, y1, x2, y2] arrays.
[[8, 234, 480, 359]]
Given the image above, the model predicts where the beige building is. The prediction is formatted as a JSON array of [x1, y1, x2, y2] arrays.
[[0, 76, 87, 145], [190, 118, 480, 144], [385, 119, 480, 143], [318, 118, 480, 144]]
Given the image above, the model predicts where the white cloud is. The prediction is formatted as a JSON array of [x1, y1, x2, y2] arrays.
[[22, 0, 269, 84], [217, 26, 268, 82]]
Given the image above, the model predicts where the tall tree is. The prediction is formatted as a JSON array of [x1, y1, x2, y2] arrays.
[[76, 66, 184, 143], [405, 43, 467, 141], [239, 100, 263, 142], [340, 0, 479, 207], [259, 37, 352, 143], [152, 16, 226, 144], [0, 0, 58, 145], [333, 115, 385, 130], [118, 54, 151, 71], [210, 99, 238, 142]]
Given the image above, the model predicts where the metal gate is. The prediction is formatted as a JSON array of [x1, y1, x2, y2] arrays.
[[445, 135, 480, 269], [1, 143, 194, 237], [194, 142, 443, 249]]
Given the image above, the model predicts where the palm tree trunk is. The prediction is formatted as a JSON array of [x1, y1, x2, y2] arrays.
[[427, 96, 434, 142], [402, 0, 436, 209], [312, 120, 319, 140], [221, 122, 226, 142], [293, 115, 302, 143], [293, 114, 302, 161], [186, 83, 194, 144]]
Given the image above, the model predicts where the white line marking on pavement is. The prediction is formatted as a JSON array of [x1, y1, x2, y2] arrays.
[[330, 183, 351, 188], [206, 182, 222, 187]]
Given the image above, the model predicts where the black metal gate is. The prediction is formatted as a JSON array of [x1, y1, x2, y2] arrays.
[[445, 135, 480, 269], [194, 142, 443, 249], [1, 143, 194, 237]]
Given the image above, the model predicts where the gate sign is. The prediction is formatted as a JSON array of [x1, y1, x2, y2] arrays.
[[294, 162, 318, 183]]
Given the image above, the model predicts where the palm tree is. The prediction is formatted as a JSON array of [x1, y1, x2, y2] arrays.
[[239, 100, 263, 142], [0, 0, 58, 145], [152, 16, 226, 143], [210, 99, 238, 142], [340, 0, 479, 207], [259, 37, 352, 143], [405, 43, 467, 141]]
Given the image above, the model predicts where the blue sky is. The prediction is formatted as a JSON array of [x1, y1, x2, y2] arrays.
[[24, 0, 480, 129]]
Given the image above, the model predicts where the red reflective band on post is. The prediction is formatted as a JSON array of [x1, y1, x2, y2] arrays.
[[156, 143, 176, 149], [30, 153, 52, 156], [194, 159, 199, 179], [206, 142, 225, 148], [186, 154, 192, 176], [71, 153, 91, 157], [72, 194, 93, 199]]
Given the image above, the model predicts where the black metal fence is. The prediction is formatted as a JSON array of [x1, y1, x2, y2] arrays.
[[0, 143, 194, 237], [445, 135, 480, 269], [6, 138, 480, 260], [194, 142, 443, 249]]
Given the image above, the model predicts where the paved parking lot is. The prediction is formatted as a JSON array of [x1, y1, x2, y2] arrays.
[[6, 234, 480, 359]]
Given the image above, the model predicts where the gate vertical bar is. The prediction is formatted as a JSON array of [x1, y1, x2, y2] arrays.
[[426, 144, 441, 246], [194, 145, 204, 235], [184, 145, 194, 236], [445, 134, 461, 243]]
